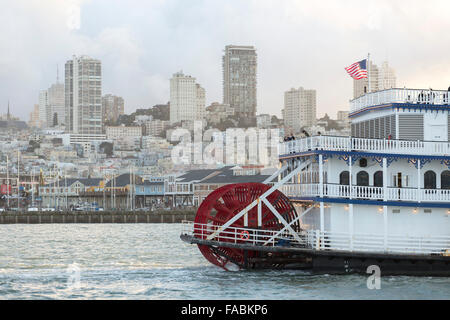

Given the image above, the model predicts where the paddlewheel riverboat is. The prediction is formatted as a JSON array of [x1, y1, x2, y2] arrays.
[[181, 88, 450, 275]]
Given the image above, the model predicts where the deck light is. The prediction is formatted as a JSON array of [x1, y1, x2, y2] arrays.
[[413, 208, 418, 214]]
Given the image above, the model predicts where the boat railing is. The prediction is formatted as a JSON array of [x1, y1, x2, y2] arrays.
[[350, 88, 450, 113], [312, 230, 450, 255], [279, 135, 450, 157], [280, 183, 450, 203], [181, 221, 450, 256], [181, 220, 308, 247]]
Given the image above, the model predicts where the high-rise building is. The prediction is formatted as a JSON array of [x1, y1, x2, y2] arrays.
[[38, 90, 48, 128], [102, 94, 124, 124], [38, 68, 65, 128], [169, 71, 205, 124], [337, 110, 350, 131], [337, 111, 349, 122], [65, 55, 102, 134], [283, 87, 316, 134], [29, 104, 40, 128], [47, 82, 65, 126], [222, 45, 257, 118], [353, 60, 396, 99], [378, 61, 396, 91]]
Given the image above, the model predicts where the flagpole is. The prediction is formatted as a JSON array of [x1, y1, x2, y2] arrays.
[[367, 53, 371, 93]]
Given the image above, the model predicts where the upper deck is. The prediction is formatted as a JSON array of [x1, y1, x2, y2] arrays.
[[350, 88, 450, 116], [279, 135, 450, 158]]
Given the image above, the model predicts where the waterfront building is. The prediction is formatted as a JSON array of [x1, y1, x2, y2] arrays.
[[283, 87, 317, 134], [102, 94, 124, 124], [38, 174, 170, 210], [135, 179, 165, 208], [39, 178, 104, 209], [222, 45, 257, 118], [169, 72, 205, 124], [192, 166, 273, 206], [165, 169, 221, 207], [104, 173, 143, 209], [65, 55, 102, 134]]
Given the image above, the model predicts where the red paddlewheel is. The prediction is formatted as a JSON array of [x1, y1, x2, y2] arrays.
[[194, 183, 300, 270]]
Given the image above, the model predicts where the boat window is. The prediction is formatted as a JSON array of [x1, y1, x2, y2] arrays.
[[374, 171, 383, 187], [424, 171, 436, 189], [339, 171, 350, 185], [356, 171, 369, 186], [441, 171, 450, 189]]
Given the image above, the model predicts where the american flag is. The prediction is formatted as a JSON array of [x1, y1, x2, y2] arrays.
[[345, 59, 368, 80]]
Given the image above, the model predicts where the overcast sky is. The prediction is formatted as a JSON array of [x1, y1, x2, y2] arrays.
[[1, 0, 450, 121]]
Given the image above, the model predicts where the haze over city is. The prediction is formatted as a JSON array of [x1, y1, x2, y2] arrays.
[[1, 0, 450, 120]]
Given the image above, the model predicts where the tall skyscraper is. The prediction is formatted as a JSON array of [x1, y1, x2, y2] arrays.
[[47, 82, 65, 126], [353, 60, 396, 99], [283, 87, 316, 134], [378, 61, 396, 91], [29, 104, 40, 128], [169, 71, 205, 124], [102, 94, 124, 124], [65, 55, 102, 134], [38, 90, 48, 128], [222, 45, 257, 118], [38, 67, 65, 128]]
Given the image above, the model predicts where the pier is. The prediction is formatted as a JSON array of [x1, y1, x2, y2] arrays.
[[0, 209, 196, 224]]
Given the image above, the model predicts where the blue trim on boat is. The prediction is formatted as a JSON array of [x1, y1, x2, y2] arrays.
[[289, 196, 450, 208], [349, 103, 450, 118]]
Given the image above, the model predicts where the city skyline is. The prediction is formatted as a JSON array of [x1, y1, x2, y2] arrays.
[[1, 1, 450, 121]]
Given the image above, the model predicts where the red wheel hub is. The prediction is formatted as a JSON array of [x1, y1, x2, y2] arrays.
[[194, 183, 299, 270]]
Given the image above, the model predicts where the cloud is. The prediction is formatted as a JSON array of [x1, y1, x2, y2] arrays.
[[0, 0, 450, 121]]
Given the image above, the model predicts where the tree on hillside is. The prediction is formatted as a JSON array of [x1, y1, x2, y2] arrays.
[[99, 141, 114, 157]]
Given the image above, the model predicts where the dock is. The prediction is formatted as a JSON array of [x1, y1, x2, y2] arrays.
[[0, 210, 196, 224]]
